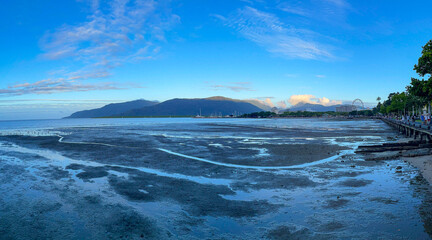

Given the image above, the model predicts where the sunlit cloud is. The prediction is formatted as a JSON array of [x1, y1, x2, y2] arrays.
[[249, 97, 275, 108], [264, 98, 274, 108], [288, 94, 342, 106], [276, 100, 287, 109]]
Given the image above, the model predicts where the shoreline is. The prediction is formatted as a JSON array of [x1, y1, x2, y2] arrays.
[[379, 118, 432, 186], [403, 155, 432, 185]]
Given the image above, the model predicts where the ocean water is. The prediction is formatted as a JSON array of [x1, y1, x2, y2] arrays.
[[0, 118, 431, 239]]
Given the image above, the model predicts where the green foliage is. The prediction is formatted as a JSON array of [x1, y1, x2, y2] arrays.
[[239, 111, 277, 118], [414, 40, 432, 77], [349, 110, 374, 116], [373, 102, 382, 114], [239, 111, 350, 118], [279, 111, 347, 117], [406, 78, 431, 102], [377, 40, 432, 115], [388, 92, 406, 113], [379, 105, 388, 114]]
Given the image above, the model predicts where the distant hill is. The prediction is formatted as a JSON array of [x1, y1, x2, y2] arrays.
[[204, 96, 272, 111], [244, 99, 273, 111], [66, 97, 265, 118], [66, 99, 158, 118], [119, 97, 263, 117], [288, 102, 340, 112]]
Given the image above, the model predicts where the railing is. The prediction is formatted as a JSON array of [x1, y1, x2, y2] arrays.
[[381, 117, 432, 142]]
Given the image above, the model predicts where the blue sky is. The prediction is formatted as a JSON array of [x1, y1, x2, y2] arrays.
[[1, 0, 432, 120]]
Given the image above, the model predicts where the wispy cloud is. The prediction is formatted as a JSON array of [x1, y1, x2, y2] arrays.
[[315, 75, 326, 78], [5, 0, 179, 98], [277, 0, 351, 24], [219, 6, 333, 60], [277, 4, 309, 17], [323, 0, 350, 9], [254, 96, 274, 99], [39, 0, 179, 80], [288, 94, 341, 106], [209, 82, 254, 92], [0, 78, 123, 96], [0, 99, 126, 103]]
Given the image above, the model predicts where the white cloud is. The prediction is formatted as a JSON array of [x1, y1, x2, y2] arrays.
[[288, 94, 341, 106], [277, 4, 309, 17], [264, 98, 274, 108], [277, 0, 351, 25], [276, 100, 287, 109], [219, 6, 333, 59], [40, 0, 179, 78], [0, 78, 123, 96], [315, 75, 326, 78], [6, 0, 179, 97], [323, 0, 350, 9]]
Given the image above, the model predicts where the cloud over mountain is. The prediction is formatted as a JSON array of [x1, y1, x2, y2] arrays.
[[288, 94, 342, 106]]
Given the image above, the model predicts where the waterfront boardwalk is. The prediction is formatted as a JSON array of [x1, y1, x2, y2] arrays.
[[382, 118, 432, 142]]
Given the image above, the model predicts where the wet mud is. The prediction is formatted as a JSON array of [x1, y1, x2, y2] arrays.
[[0, 118, 431, 239]]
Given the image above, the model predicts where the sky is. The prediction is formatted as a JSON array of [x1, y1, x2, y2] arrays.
[[1, 0, 432, 120]]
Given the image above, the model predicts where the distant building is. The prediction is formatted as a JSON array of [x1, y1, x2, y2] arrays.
[[336, 105, 355, 112]]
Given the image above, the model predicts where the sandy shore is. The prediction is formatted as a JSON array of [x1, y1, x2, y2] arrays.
[[403, 155, 432, 185]]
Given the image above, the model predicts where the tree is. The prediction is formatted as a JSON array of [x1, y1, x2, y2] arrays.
[[388, 92, 406, 114], [411, 40, 432, 114], [376, 97, 381, 103], [414, 40, 432, 77], [378, 40, 432, 116]]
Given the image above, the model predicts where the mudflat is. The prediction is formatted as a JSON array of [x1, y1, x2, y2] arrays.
[[0, 118, 431, 239]]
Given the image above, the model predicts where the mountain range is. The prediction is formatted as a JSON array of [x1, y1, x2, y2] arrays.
[[66, 96, 343, 118], [287, 102, 340, 112], [66, 97, 263, 118], [67, 99, 159, 118]]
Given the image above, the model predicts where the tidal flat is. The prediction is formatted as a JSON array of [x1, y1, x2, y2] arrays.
[[0, 118, 431, 239]]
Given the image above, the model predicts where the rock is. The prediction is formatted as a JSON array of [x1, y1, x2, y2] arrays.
[[401, 148, 432, 157]]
